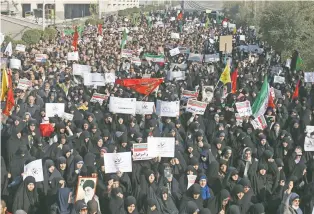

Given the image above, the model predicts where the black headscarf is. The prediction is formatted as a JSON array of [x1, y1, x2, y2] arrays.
[[125, 196, 139, 214], [12, 176, 39, 213], [207, 189, 230, 214], [43, 159, 62, 195], [109, 187, 126, 214]]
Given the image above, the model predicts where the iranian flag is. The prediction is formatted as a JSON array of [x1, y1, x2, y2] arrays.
[[251, 76, 269, 118], [120, 29, 128, 49], [143, 54, 165, 63]]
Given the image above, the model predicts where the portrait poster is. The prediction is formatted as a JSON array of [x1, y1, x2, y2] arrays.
[[75, 177, 98, 202]]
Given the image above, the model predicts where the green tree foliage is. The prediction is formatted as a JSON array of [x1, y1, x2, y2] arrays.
[[43, 27, 57, 41], [21, 29, 42, 45], [224, 1, 314, 70]]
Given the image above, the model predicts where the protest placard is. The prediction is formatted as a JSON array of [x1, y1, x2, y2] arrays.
[[188, 53, 203, 62], [121, 49, 133, 58], [45, 103, 65, 117], [104, 152, 132, 173], [251, 115, 267, 130], [274, 76, 285, 84], [104, 73, 116, 84], [171, 33, 180, 39], [62, 112, 74, 121], [304, 126, 314, 151], [83, 73, 106, 86], [75, 177, 97, 202], [170, 63, 188, 71], [23, 159, 44, 182], [235, 101, 252, 117], [10, 59, 21, 69], [202, 86, 214, 103], [17, 79, 32, 90], [219, 35, 233, 53], [1, 58, 7, 69], [109, 97, 136, 114], [304, 72, 314, 83], [15, 44, 26, 52], [136, 101, 154, 115], [286, 59, 291, 68], [156, 100, 180, 117], [178, 47, 190, 54], [72, 64, 91, 76], [235, 113, 243, 126], [90, 93, 107, 104], [186, 99, 207, 115], [133, 143, 152, 161], [147, 137, 175, 157], [240, 35, 245, 41], [169, 47, 180, 56], [131, 57, 141, 66], [204, 54, 220, 63], [167, 70, 185, 81], [67, 52, 79, 61], [181, 90, 199, 100], [187, 175, 197, 190], [35, 54, 48, 63]]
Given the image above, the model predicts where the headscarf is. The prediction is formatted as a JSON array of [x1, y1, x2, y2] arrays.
[[12, 176, 39, 213]]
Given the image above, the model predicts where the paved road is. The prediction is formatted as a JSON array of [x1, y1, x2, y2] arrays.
[[184, 0, 224, 11]]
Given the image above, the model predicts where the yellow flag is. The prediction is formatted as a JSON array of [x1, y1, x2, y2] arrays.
[[219, 64, 231, 84], [0, 69, 8, 101], [233, 27, 237, 34]]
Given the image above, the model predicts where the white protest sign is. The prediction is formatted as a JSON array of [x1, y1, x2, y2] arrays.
[[202, 86, 214, 103], [204, 54, 220, 63], [304, 72, 314, 83], [167, 70, 185, 81], [72, 64, 91, 76], [170, 17, 176, 21], [188, 53, 203, 62], [15, 44, 26, 52], [147, 137, 175, 157], [17, 79, 32, 90], [170, 63, 188, 71], [131, 57, 141, 66], [171, 33, 180, 39], [83, 73, 106, 86], [23, 159, 44, 182], [90, 93, 107, 104], [109, 97, 136, 114], [45, 103, 65, 117], [35, 54, 48, 63], [121, 49, 133, 58], [235, 101, 252, 117], [156, 100, 180, 117], [10, 59, 21, 69], [62, 112, 74, 121], [169, 47, 180, 56], [186, 99, 207, 115], [251, 115, 267, 130], [235, 113, 243, 126], [105, 73, 116, 84], [304, 126, 314, 151], [136, 101, 154, 115], [103, 152, 132, 173], [67, 52, 79, 61], [187, 175, 197, 190], [274, 76, 285, 84], [133, 143, 152, 161], [239, 35, 245, 41]]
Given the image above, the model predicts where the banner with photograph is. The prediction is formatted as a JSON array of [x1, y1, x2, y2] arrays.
[[147, 137, 175, 157], [202, 86, 214, 103], [103, 152, 132, 173]]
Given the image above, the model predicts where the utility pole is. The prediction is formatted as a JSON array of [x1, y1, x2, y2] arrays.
[[42, 0, 45, 30], [98, 0, 101, 19]]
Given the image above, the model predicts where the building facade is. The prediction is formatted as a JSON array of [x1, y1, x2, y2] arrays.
[[14, 0, 139, 20]]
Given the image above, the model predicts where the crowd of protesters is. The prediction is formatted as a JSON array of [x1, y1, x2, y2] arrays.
[[1, 7, 314, 214]]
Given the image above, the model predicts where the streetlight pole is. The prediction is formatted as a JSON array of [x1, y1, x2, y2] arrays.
[[42, 0, 45, 30]]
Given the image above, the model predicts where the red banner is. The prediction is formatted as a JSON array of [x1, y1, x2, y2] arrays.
[[116, 78, 163, 95]]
